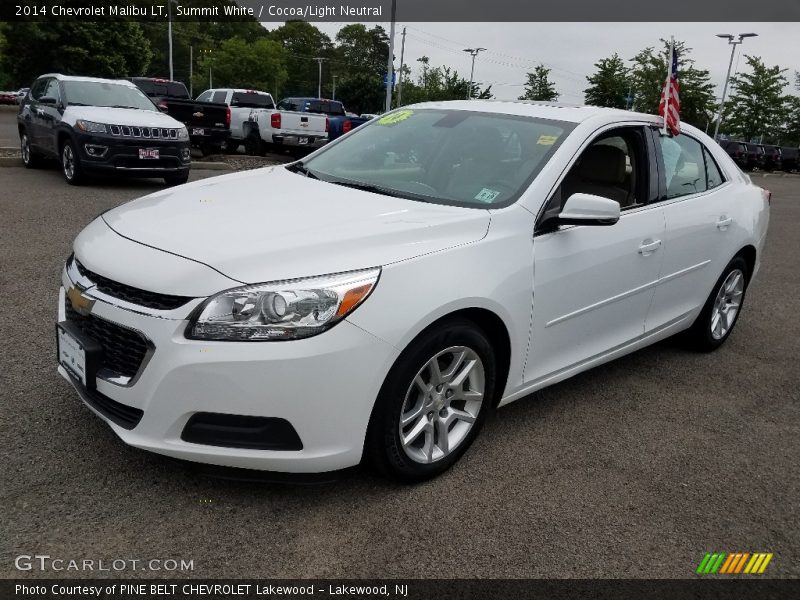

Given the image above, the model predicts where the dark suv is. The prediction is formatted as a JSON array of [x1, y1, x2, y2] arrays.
[[761, 145, 782, 171], [719, 140, 748, 170], [780, 147, 798, 172], [18, 74, 191, 185]]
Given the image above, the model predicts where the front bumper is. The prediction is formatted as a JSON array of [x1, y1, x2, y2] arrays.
[[57, 268, 399, 473], [75, 132, 191, 178]]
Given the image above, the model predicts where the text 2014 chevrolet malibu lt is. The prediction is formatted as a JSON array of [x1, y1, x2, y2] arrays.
[[57, 101, 769, 481]]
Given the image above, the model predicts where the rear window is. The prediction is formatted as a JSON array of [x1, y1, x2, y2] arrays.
[[231, 92, 273, 108], [133, 79, 189, 99], [307, 101, 345, 116]]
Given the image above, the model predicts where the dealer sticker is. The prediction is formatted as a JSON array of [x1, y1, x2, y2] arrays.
[[474, 188, 501, 203], [537, 135, 559, 145], [377, 110, 414, 125]]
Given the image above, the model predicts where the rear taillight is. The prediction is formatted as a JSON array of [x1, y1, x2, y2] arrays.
[[325, 117, 329, 133], [270, 113, 281, 128], [342, 119, 352, 134], [761, 188, 771, 205], [225, 106, 231, 127]]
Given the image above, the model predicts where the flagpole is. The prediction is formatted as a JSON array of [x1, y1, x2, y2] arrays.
[[661, 36, 674, 136]]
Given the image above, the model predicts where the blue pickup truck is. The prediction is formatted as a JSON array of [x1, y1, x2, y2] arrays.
[[276, 97, 370, 141]]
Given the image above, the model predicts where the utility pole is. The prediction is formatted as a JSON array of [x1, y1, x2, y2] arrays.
[[167, 0, 174, 80], [384, 0, 397, 113], [201, 49, 212, 89], [713, 32, 758, 140], [463, 47, 486, 100], [332, 75, 338, 100], [189, 46, 193, 97], [397, 26, 406, 106], [314, 57, 325, 98]]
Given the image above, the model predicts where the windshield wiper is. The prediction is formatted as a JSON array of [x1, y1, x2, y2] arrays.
[[286, 162, 319, 180], [108, 105, 140, 109], [326, 179, 410, 199]]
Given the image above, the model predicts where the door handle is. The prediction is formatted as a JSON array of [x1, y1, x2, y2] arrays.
[[716, 216, 733, 230], [638, 239, 662, 255]]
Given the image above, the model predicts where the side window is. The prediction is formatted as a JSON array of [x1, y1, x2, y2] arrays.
[[211, 91, 227, 104], [659, 135, 708, 199], [703, 148, 724, 189], [29, 79, 48, 101], [196, 91, 212, 102], [43, 79, 61, 102]]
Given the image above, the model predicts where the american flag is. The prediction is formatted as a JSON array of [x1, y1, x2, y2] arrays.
[[658, 40, 681, 136]]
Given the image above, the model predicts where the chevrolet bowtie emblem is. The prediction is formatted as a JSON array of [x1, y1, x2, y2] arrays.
[[193, 111, 204, 118], [66, 286, 94, 316]]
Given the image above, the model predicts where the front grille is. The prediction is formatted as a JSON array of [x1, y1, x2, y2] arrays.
[[75, 260, 192, 310], [65, 301, 149, 379], [108, 125, 180, 139]]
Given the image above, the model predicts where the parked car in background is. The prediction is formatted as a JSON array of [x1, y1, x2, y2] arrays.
[[277, 97, 370, 140], [57, 102, 769, 481], [195, 88, 276, 153], [130, 77, 229, 155], [0, 90, 16, 104], [745, 143, 765, 171], [719, 140, 748, 170], [360, 113, 379, 120], [19, 74, 190, 185], [761, 145, 781, 171], [779, 146, 798, 172], [16, 88, 30, 104], [243, 103, 328, 156]]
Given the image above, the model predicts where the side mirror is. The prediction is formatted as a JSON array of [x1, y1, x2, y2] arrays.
[[557, 193, 620, 226], [39, 96, 58, 105]]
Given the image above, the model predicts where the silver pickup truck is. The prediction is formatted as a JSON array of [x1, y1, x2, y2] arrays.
[[242, 105, 328, 156]]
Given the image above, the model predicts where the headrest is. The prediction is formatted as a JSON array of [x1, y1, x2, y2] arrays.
[[578, 145, 626, 185]]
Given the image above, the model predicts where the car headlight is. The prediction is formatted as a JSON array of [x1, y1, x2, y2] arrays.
[[187, 268, 381, 341], [75, 119, 107, 134], [177, 126, 189, 141]]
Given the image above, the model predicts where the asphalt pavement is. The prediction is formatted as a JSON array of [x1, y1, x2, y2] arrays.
[[0, 121, 798, 579]]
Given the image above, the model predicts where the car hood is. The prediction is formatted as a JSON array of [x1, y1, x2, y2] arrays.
[[64, 106, 184, 128], [101, 167, 491, 284]]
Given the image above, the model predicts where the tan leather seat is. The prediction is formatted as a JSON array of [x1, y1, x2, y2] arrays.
[[561, 145, 630, 206]]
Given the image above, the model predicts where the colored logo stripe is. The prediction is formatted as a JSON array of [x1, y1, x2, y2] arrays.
[[698, 552, 773, 574]]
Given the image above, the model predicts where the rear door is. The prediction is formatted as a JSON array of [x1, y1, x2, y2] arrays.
[[38, 78, 63, 155], [526, 125, 665, 383], [645, 130, 740, 332], [24, 78, 49, 151]]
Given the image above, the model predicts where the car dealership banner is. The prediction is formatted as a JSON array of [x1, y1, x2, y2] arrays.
[[3, 0, 799, 22], [5, 579, 800, 600]]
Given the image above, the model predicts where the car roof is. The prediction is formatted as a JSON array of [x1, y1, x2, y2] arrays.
[[39, 73, 138, 88], [403, 99, 663, 125]]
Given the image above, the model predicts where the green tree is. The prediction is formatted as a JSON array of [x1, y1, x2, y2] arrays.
[[332, 24, 390, 113], [629, 40, 716, 129], [518, 65, 558, 101], [270, 20, 333, 97], [194, 37, 287, 96], [584, 53, 629, 108], [396, 63, 492, 105], [781, 95, 800, 146], [0, 22, 152, 87], [725, 55, 789, 142]]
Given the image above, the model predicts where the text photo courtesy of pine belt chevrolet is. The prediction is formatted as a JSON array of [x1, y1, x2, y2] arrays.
[[18, 74, 191, 186], [57, 101, 769, 481]]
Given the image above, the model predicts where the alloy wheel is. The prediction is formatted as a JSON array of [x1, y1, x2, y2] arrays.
[[710, 268, 744, 340], [62, 144, 75, 180], [21, 134, 30, 164], [399, 346, 485, 464]]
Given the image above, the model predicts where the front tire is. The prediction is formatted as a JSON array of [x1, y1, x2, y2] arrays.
[[365, 319, 496, 482], [683, 256, 748, 352], [60, 139, 85, 185], [20, 132, 42, 168]]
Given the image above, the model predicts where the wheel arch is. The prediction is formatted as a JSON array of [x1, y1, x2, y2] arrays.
[[736, 244, 757, 285]]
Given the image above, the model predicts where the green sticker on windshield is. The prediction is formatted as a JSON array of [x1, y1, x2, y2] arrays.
[[377, 110, 414, 125], [474, 188, 500, 203]]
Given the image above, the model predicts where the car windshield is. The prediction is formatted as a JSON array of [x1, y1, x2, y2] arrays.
[[63, 81, 156, 111], [300, 108, 573, 208]]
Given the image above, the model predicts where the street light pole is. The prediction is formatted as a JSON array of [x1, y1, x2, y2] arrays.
[[463, 47, 486, 100], [712, 32, 758, 141], [384, 0, 397, 113], [314, 57, 325, 98], [167, 0, 174, 80], [332, 75, 337, 100]]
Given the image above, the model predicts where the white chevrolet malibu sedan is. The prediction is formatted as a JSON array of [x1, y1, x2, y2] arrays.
[[57, 101, 770, 481]]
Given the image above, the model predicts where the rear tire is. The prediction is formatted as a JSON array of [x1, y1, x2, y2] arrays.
[[365, 319, 496, 482], [244, 134, 265, 156], [223, 139, 240, 154], [682, 256, 748, 352], [20, 131, 42, 168], [60, 139, 85, 185]]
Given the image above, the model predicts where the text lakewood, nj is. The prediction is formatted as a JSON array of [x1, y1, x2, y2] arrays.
[[45, 4, 383, 19]]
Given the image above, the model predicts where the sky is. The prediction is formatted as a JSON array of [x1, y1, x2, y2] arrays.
[[265, 22, 800, 105]]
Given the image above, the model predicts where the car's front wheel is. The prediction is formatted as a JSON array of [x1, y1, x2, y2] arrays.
[[60, 139, 85, 185], [20, 131, 42, 168], [366, 319, 495, 482], [684, 256, 748, 352]]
